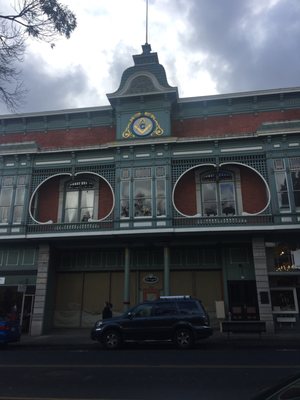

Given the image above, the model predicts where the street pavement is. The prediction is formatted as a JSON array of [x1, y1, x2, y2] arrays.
[[14, 328, 300, 350]]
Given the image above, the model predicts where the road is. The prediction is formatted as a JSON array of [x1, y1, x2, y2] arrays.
[[0, 342, 299, 400]]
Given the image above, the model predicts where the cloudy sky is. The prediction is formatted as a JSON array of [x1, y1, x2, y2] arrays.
[[1, 0, 300, 115]]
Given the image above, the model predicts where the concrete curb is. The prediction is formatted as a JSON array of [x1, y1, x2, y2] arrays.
[[10, 329, 300, 350]]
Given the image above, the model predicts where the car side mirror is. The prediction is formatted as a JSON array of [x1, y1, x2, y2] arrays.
[[127, 311, 135, 319]]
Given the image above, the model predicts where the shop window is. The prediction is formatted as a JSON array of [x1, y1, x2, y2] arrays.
[[199, 169, 237, 217], [272, 243, 300, 272], [270, 288, 298, 313]]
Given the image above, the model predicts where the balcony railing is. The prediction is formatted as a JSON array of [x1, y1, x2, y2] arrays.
[[2, 213, 299, 237], [26, 220, 114, 234], [173, 214, 274, 227]]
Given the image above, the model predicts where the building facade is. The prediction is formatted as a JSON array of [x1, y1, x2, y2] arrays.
[[0, 44, 300, 335]]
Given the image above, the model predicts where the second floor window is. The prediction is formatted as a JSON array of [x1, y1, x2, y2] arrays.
[[274, 158, 300, 212], [64, 179, 95, 223], [120, 166, 166, 219], [290, 158, 300, 210], [0, 176, 26, 224], [200, 170, 236, 216]]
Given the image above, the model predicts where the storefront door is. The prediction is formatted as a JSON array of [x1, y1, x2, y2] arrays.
[[228, 280, 259, 320]]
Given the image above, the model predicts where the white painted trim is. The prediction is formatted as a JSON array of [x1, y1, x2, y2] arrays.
[[78, 157, 114, 162], [221, 146, 263, 153], [173, 150, 213, 155], [220, 161, 271, 215], [35, 160, 71, 165], [135, 153, 150, 158]]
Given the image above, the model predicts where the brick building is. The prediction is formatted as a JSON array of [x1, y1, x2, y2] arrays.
[[0, 43, 300, 335]]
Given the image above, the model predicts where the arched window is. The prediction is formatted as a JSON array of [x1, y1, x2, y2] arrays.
[[201, 169, 236, 216], [64, 178, 95, 222]]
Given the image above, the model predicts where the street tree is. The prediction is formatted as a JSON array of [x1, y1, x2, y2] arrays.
[[0, 0, 77, 110]]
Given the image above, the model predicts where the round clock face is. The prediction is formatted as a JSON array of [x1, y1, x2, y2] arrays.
[[131, 116, 154, 137]]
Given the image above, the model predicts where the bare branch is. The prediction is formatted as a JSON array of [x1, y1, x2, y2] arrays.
[[0, 0, 76, 110]]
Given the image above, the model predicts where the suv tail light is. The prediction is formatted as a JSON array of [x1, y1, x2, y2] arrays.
[[0, 325, 10, 331]]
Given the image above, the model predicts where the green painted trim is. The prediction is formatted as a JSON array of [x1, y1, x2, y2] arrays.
[[0, 274, 36, 285], [0, 108, 114, 134]]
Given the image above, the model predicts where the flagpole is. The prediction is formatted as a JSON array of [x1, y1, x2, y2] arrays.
[[146, 0, 149, 44]]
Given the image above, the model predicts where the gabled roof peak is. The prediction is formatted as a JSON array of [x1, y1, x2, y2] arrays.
[[107, 44, 178, 105]]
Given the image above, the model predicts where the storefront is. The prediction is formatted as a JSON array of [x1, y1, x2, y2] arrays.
[[266, 242, 300, 331]]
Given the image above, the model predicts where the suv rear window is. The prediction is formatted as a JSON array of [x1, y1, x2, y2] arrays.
[[153, 302, 178, 316], [177, 300, 203, 315], [133, 304, 153, 318]]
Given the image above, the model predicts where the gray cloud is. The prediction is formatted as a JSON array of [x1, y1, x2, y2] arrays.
[[182, 0, 300, 93], [1, 0, 300, 115], [106, 43, 137, 94], [0, 53, 99, 115]]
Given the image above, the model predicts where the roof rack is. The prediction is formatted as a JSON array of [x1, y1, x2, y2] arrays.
[[159, 295, 192, 300]]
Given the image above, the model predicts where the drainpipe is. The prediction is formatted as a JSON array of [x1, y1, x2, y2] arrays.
[[123, 247, 130, 311], [164, 246, 170, 295]]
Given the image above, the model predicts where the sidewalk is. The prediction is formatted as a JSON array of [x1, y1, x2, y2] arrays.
[[15, 328, 300, 349]]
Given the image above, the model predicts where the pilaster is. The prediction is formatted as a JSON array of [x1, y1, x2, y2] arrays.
[[30, 244, 50, 336], [252, 237, 274, 333]]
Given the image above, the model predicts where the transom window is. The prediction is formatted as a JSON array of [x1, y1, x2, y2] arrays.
[[64, 178, 95, 222], [200, 169, 236, 216]]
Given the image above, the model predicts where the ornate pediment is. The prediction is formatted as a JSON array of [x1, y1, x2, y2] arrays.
[[125, 76, 156, 95]]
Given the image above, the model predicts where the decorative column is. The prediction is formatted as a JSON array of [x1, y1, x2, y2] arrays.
[[164, 246, 170, 295], [30, 244, 50, 336], [252, 237, 274, 333], [123, 247, 130, 311]]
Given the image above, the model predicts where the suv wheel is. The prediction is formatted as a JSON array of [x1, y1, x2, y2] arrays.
[[174, 327, 194, 349], [102, 330, 121, 349]]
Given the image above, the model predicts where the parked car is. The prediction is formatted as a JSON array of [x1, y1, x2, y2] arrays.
[[91, 296, 213, 349], [0, 315, 21, 345]]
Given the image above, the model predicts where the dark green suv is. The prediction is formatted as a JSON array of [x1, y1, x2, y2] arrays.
[[91, 296, 213, 349]]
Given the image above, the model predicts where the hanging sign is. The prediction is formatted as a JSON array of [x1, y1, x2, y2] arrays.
[[143, 274, 159, 284]]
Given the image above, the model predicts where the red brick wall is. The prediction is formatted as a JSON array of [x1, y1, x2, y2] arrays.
[[98, 181, 114, 219], [240, 167, 268, 213], [1, 126, 115, 149], [37, 176, 114, 222], [172, 109, 300, 138], [173, 170, 197, 216], [3, 108, 300, 149], [173, 166, 268, 216], [37, 177, 60, 223]]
